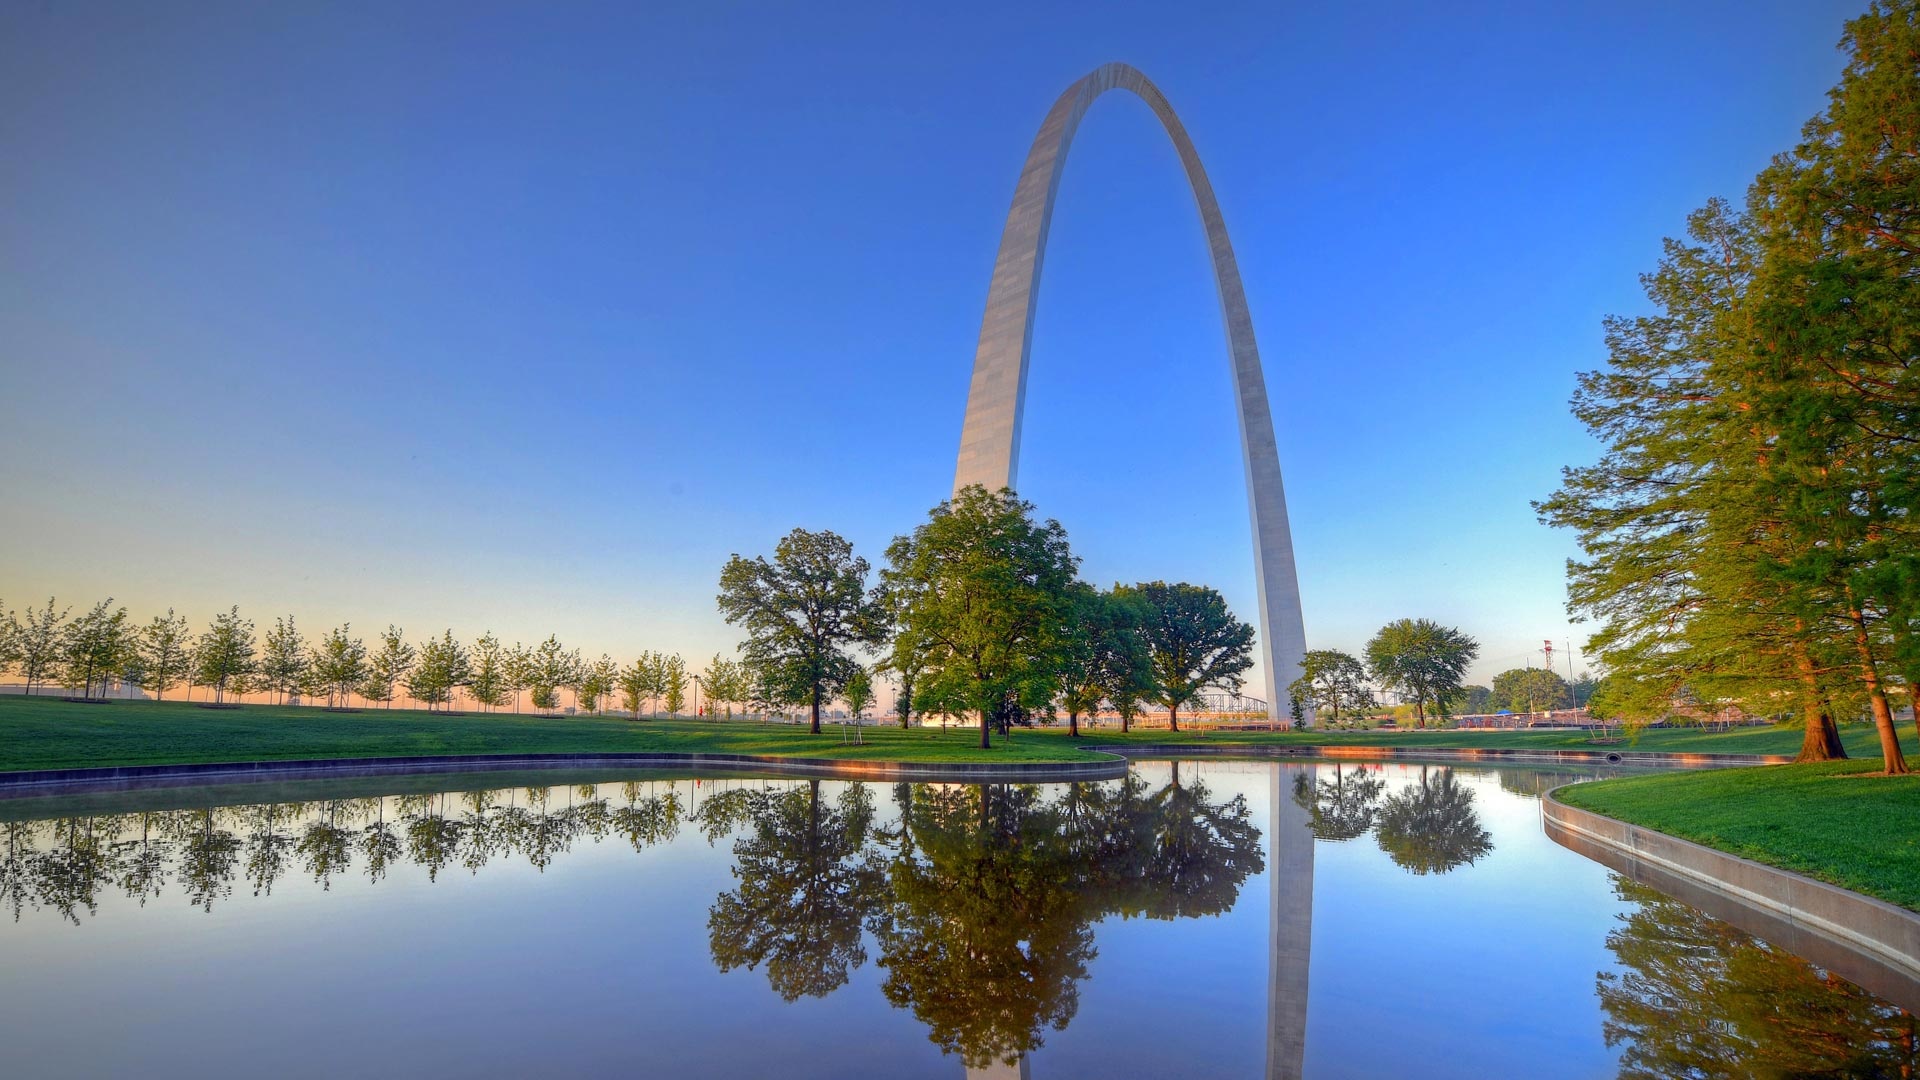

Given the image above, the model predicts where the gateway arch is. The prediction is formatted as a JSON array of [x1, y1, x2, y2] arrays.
[[952, 62, 1309, 725]]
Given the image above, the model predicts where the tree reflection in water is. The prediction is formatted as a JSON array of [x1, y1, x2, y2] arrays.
[[869, 782, 1100, 1069], [707, 779, 884, 1001], [1373, 765, 1492, 875], [0, 780, 695, 920], [6, 769, 1918, 1075], [0, 769, 1264, 1072], [788, 772, 1262, 1069], [1291, 763, 1385, 842], [1600, 877, 1918, 1079], [1497, 769, 1590, 801]]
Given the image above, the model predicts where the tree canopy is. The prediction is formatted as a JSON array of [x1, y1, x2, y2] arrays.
[[1364, 618, 1479, 727], [719, 528, 884, 735], [1537, 0, 1920, 769], [1116, 581, 1254, 732], [882, 486, 1079, 748]]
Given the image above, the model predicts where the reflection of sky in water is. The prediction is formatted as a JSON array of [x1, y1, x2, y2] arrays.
[[0, 762, 1902, 1079]]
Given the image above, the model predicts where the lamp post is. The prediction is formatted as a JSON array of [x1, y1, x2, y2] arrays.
[[692, 675, 703, 719]]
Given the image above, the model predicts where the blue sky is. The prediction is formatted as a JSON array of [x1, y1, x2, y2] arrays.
[[0, 1, 1861, 698]]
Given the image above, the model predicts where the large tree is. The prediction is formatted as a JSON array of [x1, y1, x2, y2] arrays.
[[1364, 618, 1478, 728], [1739, 1, 1920, 767], [1490, 667, 1572, 715], [718, 528, 885, 735], [1538, 3, 1920, 770], [882, 487, 1080, 749], [1288, 648, 1375, 727], [1057, 585, 1152, 737], [1115, 581, 1254, 732]]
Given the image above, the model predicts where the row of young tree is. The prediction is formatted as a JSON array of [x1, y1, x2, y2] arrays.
[[0, 598, 757, 719], [717, 486, 1264, 747], [1537, 2, 1920, 770]]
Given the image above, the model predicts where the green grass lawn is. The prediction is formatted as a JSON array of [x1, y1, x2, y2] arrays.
[[0, 695, 1109, 770], [3, 693, 1912, 773], [1556, 760, 1920, 911]]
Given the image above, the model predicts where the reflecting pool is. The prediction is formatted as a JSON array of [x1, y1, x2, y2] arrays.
[[1, 761, 1912, 1078]]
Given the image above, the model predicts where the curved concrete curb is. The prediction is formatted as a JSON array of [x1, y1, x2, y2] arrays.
[[1544, 786, 1920, 1010], [0, 750, 1130, 799], [1097, 743, 1788, 768]]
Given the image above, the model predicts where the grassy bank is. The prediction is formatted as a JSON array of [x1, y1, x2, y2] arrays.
[[0, 695, 1108, 771], [1078, 722, 1907, 759], [1556, 761, 1920, 911], [3, 693, 1911, 773]]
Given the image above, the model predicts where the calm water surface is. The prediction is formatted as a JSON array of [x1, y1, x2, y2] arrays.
[[1, 760, 1911, 1078]]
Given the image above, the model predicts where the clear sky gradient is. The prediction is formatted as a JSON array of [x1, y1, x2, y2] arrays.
[[0, 1, 1862, 698]]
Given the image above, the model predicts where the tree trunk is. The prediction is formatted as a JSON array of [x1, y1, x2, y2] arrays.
[[978, 707, 991, 750], [810, 684, 822, 735], [1846, 602, 1908, 774], [1121, 712, 1130, 734], [1168, 704, 1180, 733], [1796, 701, 1847, 763], [1792, 643, 1847, 762], [1068, 710, 1079, 738]]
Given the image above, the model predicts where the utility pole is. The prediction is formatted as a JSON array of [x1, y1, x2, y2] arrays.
[[1541, 640, 1556, 718]]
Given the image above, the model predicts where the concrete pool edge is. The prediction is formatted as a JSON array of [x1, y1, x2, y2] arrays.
[[1543, 785, 1920, 1008], [0, 749, 1131, 797], [0, 741, 1787, 799]]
